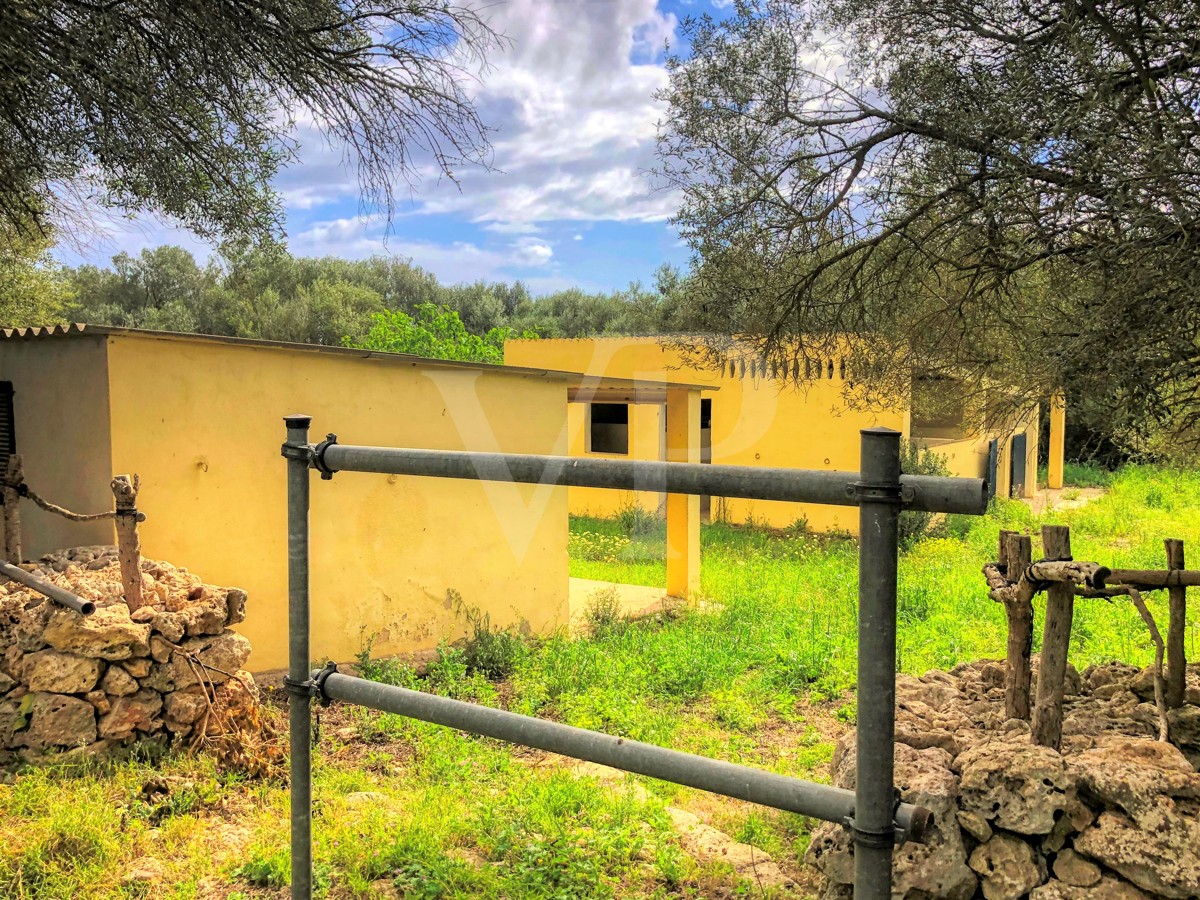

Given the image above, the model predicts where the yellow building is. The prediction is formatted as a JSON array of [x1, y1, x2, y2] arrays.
[[505, 337, 1040, 531], [0, 325, 705, 671]]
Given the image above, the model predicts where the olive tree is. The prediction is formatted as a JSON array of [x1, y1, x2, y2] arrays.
[[0, 1, 499, 248], [657, 1, 1200, 447]]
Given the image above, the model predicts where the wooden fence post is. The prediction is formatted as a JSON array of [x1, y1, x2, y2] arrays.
[[1165, 539, 1187, 709], [1003, 532, 1034, 720], [2, 454, 23, 563], [1032, 525, 1073, 749], [111, 475, 144, 612]]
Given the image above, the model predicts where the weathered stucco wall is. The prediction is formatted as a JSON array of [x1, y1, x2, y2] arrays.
[[104, 334, 570, 671], [920, 406, 1040, 501], [0, 336, 115, 555], [505, 337, 908, 532]]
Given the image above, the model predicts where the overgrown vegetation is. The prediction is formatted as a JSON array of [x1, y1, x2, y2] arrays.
[[3, 466, 1196, 898], [16, 245, 695, 348]]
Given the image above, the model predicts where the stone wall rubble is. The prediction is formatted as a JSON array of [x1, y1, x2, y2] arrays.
[[0, 546, 256, 762], [806, 659, 1200, 899]]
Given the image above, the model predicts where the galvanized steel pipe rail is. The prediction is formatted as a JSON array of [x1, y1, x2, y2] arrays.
[[0, 560, 95, 615], [283, 416, 989, 900], [315, 443, 987, 515], [315, 667, 934, 835]]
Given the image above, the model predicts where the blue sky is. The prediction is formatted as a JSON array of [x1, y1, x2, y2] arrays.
[[57, 0, 734, 294]]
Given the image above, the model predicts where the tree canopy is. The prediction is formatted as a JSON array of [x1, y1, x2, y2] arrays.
[[48, 246, 693, 349], [0, 1, 498, 249], [657, 0, 1200, 447], [348, 304, 528, 364]]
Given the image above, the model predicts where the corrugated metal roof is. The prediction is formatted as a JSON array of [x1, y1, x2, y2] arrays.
[[1, 324, 713, 397]]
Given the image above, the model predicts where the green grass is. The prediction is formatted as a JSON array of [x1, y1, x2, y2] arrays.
[[2, 465, 1196, 898], [1038, 460, 1116, 489]]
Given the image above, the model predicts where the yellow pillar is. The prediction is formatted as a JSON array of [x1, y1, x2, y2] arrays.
[[665, 388, 700, 599], [1048, 392, 1066, 490]]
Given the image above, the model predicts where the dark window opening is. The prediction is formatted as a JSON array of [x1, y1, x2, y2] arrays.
[[911, 375, 966, 436], [589, 403, 629, 454], [700, 398, 712, 430], [0, 383, 14, 474]]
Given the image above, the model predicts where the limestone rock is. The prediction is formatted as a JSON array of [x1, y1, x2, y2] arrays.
[[1031, 875, 1150, 899], [1053, 848, 1101, 888], [163, 687, 208, 725], [667, 806, 795, 889], [43, 606, 151, 660], [1075, 805, 1200, 898], [172, 631, 252, 686], [1, 597, 51, 651], [149, 635, 173, 663], [957, 741, 1070, 834], [139, 662, 175, 693], [179, 595, 227, 637], [806, 735, 976, 900], [1168, 706, 1200, 753], [24, 693, 96, 748], [85, 690, 110, 714], [956, 809, 992, 843], [151, 612, 185, 643], [24, 650, 103, 693], [121, 658, 152, 679], [1068, 738, 1200, 816], [98, 689, 163, 740], [224, 589, 247, 626], [99, 665, 138, 697], [969, 833, 1044, 900]]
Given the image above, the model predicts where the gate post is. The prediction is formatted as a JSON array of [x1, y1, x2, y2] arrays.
[[854, 427, 902, 900], [283, 415, 313, 900]]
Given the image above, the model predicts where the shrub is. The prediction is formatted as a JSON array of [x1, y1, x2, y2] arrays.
[[899, 440, 951, 549], [614, 499, 660, 536], [582, 587, 626, 639], [456, 596, 527, 680]]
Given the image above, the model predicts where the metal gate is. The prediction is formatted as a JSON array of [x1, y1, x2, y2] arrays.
[[281, 416, 987, 900]]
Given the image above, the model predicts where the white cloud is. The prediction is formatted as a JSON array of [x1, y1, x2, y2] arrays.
[[56, 1, 686, 272], [289, 216, 562, 285], [511, 237, 554, 267], [410, 0, 681, 230]]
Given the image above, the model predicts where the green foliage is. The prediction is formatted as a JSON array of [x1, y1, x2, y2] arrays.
[[458, 603, 528, 681], [348, 303, 526, 364], [614, 500, 661, 537], [898, 441, 951, 549], [0, 228, 72, 327], [1062, 462, 1114, 489], [61, 247, 699, 358], [582, 587, 627, 640], [354, 636, 419, 688], [1, 1, 500, 249], [657, 0, 1200, 457]]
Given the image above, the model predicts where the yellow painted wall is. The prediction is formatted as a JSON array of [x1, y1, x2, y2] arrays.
[[916, 406, 1040, 500], [0, 336, 116, 555], [104, 334, 569, 671], [505, 338, 908, 532]]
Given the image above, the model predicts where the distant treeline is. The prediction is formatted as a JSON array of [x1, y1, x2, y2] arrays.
[[60, 246, 695, 347]]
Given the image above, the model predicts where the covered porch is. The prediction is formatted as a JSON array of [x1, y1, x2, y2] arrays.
[[563, 373, 713, 602]]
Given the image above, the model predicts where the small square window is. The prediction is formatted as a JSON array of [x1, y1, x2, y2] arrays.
[[589, 403, 629, 454]]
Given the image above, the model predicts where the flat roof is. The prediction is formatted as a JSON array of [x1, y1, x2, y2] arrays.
[[1, 324, 715, 402]]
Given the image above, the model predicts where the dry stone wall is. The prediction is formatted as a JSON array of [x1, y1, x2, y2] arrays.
[[807, 659, 1200, 900], [0, 546, 256, 762]]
